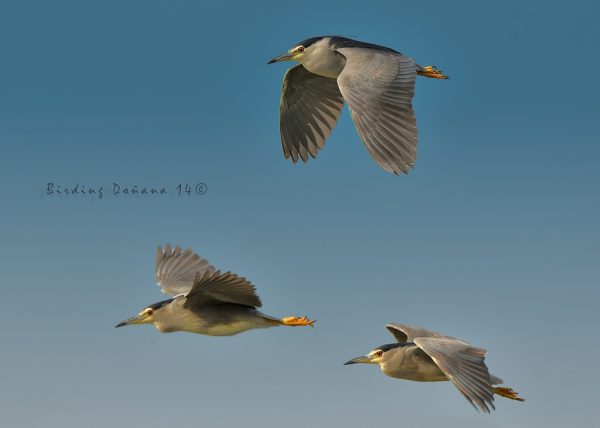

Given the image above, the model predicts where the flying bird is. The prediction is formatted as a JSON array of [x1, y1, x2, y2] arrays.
[[116, 244, 315, 335], [268, 36, 448, 175], [344, 323, 524, 412]]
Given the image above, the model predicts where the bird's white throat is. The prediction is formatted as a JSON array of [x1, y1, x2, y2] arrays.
[[299, 37, 346, 79]]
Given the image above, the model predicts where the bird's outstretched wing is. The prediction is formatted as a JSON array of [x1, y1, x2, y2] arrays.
[[184, 270, 262, 309], [386, 323, 450, 342], [335, 48, 417, 174], [155, 244, 216, 296], [280, 64, 345, 162], [414, 337, 495, 413]]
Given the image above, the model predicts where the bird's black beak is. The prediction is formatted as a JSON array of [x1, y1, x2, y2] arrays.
[[344, 355, 373, 365], [267, 52, 294, 64], [115, 313, 149, 328]]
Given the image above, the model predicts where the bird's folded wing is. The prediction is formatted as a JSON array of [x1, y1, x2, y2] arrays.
[[414, 337, 495, 413], [155, 244, 216, 296], [386, 323, 451, 342], [335, 48, 417, 175], [184, 270, 262, 309], [280, 64, 345, 162]]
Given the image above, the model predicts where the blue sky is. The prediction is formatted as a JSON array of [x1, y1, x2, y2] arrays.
[[1, 1, 599, 427]]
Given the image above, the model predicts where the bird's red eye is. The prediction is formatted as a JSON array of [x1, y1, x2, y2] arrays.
[[375, 351, 383, 357], [145, 309, 154, 316], [297, 46, 305, 53]]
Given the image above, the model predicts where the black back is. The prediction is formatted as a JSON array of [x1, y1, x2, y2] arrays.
[[296, 36, 325, 49], [147, 297, 174, 310], [296, 36, 400, 54], [377, 342, 415, 353]]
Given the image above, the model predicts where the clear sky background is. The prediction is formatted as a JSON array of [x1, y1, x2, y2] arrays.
[[1, 1, 599, 427]]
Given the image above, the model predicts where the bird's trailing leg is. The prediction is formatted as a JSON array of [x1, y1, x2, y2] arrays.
[[492, 386, 525, 402], [417, 65, 449, 79], [280, 316, 315, 327]]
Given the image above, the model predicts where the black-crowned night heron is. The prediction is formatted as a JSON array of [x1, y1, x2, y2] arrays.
[[344, 323, 524, 412], [115, 244, 315, 335], [268, 36, 448, 175]]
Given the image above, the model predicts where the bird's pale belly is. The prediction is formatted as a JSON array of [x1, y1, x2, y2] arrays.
[[201, 320, 268, 336], [178, 315, 274, 336], [157, 320, 265, 336], [382, 360, 448, 382]]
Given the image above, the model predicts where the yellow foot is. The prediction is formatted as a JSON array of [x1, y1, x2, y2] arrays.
[[493, 386, 525, 402], [281, 316, 316, 327], [418, 65, 449, 79]]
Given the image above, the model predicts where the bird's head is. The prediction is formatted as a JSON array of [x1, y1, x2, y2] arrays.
[[344, 343, 407, 366], [267, 36, 324, 64], [344, 348, 386, 366], [115, 298, 173, 328]]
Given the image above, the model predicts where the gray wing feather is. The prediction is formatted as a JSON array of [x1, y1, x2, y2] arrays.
[[155, 244, 216, 296], [185, 270, 262, 309], [280, 65, 345, 162], [335, 48, 417, 175], [414, 337, 495, 413], [386, 323, 449, 342]]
